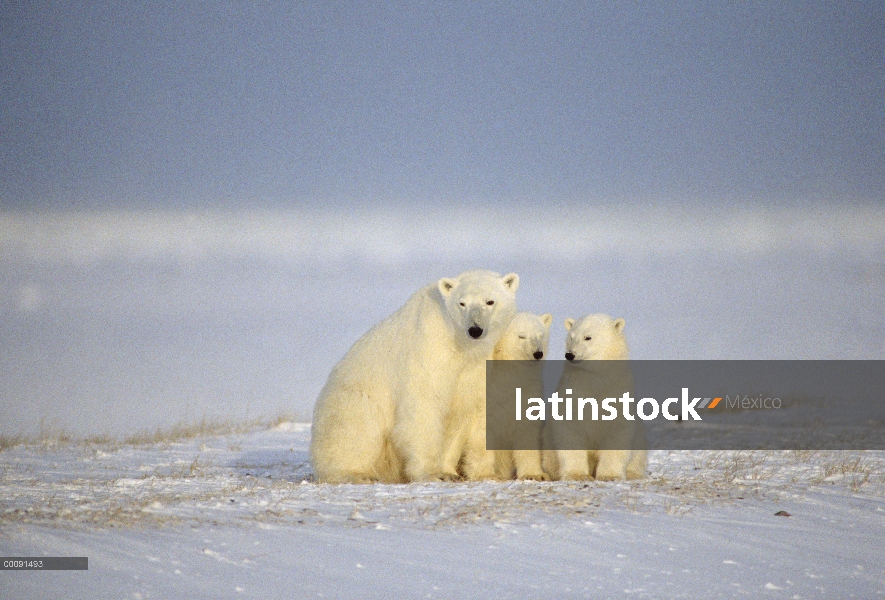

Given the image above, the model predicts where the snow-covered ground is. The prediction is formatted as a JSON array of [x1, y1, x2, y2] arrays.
[[2, 422, 884, 599]]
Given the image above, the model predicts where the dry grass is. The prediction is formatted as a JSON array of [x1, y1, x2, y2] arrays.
[[0, 422, 78, 451], [0, 411, 306, 452], [122, 417, 267, 446], [3, 453, 882, 529], [0, 434, 25, 451], [3, 425, 883, 530], [809, 452, 877, 491]]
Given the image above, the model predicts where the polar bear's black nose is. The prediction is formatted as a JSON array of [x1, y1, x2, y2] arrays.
[[468, 326, 483, 339], [565, 352, 575, 361], [533, 350, 543, 360]]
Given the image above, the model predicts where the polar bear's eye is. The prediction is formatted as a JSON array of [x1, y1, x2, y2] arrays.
[[518, 334, 526, 339], [459, 302, 465, 307], [486, 300, 494, 305], [584, 336, 592, 341]]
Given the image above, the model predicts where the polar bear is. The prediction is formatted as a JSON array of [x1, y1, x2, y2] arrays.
[[494, 312, 553, 362], [310, 269, 519, 483], [491, 312, 553, 480], [445, 312, 553, 481], [544, 314, 647, 481]]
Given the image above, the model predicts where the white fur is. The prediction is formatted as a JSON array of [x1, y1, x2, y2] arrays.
[[448, 312, 553, 481], [310, 270, 519, 483], [564, 313, 627, 361], [492, 312, 553, 481], [545, 313, 647, 482], [495, 312, 553, 362]]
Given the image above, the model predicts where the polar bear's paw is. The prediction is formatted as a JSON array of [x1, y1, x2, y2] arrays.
[[323, 473, 378, 484], [594, 470, 627, 482], [413, 471, 460, 483], [517, 472, 551, 482], [561, 472, 595, 482]]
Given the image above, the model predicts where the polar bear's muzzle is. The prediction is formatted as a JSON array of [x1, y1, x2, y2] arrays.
[[468, 325, 484, 339]]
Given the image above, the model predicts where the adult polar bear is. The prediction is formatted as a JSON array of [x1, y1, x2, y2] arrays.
[[310, 270, 520, 483]]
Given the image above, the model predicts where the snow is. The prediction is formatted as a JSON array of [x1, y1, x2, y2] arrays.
[[1, 204, 884, 597], [2, 424, 884, 598], [3, 208, 885, 439]]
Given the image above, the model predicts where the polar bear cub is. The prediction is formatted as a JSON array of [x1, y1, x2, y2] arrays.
[[546, 314, 647, 481], [310, 270, 519, 483], [495, 312, 553, 362], [492, 312, 553, 480], [450, 312, 553, 480]]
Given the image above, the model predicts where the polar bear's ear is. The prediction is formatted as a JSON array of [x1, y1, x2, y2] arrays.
[[540, 313, 553, 328], [502, 273, 519, 292], [613, 318, 625, 332], [564, 318, 574, 331], [437, 278, 457, 298]]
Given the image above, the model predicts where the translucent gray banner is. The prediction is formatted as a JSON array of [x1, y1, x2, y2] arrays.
[[485, 360, 885, 450]]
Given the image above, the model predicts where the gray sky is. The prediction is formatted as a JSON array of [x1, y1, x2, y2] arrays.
[[1, 1, 883, 209]]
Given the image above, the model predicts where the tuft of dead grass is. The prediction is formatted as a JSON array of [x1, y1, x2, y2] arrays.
[[809, 451, 876, 491], [122, 417, 267, 446], [1, 412, 308, 452], [0, 434, 25, 451]]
